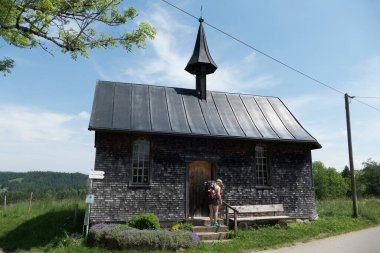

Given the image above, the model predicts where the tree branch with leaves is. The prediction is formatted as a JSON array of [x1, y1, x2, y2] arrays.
[[0, 0, 156, 75]]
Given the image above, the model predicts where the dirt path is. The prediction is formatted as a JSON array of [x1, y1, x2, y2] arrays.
[[253, 225, 380, 253]]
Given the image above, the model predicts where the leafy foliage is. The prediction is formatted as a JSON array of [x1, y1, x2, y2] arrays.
[[0, 171, 87, 202], [128, 213, 160, 230], [314, 159, 380, 199], [0, 0, 156, 74], [312, 161, 348, 199], [341, 167, 366, 197], [341, 165, 350, 178], [171, 222, 193, 231], [360, 159, 380, 196], [88, 223, 200, 251], [0, 57, 14, 75]]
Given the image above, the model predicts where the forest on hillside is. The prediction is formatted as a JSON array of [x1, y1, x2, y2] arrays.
[[0, 171, 88, 203]]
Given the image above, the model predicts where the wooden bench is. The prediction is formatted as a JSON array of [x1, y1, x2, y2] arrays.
[[225, 204, 290, 232]]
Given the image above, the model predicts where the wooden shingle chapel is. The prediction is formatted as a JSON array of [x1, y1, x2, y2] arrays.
[[88, 17, 321, 223]]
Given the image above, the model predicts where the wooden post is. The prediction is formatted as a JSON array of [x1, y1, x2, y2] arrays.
[[28, 192, 33, 214], [4, 195, 6, 210], [233, 212, 237, 233], [344, 93, 358, 218], [226, 206, 229, 228]]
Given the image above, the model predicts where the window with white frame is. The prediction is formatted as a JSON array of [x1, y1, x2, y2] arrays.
[[131, 139, 150, 184], [255, 146, 270, 186]]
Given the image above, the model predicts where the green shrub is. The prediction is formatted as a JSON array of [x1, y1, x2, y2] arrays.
[[170, 222, 193, 231], [179, 222, 193, 231], [128, 213, 160, 230], [88, 223, 200, 250]]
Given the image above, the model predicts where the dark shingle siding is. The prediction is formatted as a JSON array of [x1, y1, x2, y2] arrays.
[[90, 132, 317, 223]]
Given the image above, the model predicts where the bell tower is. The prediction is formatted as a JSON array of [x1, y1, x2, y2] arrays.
[[185, 18, 217, 100]]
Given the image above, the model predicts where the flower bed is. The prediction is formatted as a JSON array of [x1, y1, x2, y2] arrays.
[[88, 223, 200, 251]]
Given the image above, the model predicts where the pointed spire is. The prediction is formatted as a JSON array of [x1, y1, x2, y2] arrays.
[[185, 18, 217, 100]]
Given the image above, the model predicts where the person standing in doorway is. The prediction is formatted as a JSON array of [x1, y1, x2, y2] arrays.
[[207, 179, 223, 227]]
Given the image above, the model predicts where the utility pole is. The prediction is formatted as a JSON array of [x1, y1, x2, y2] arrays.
[[344, 93, 358, 218]]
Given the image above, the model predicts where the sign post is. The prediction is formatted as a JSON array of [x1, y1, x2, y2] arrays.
[[84, 170, 104, 240]]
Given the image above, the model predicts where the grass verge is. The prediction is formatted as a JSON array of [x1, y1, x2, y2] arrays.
[[0, 198, 379, 252]]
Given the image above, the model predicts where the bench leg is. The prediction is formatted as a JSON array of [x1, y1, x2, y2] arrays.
[[277, 220, 287, 229], [234, 212, 237, 233], [226, 206, 229, 228], [238, 222, 248, 230]]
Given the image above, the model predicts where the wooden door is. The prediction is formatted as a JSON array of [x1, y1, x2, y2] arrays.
[[189, 161, 212, 217]]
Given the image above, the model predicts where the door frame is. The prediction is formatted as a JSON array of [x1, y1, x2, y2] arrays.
[[185, 160, 216, 218]]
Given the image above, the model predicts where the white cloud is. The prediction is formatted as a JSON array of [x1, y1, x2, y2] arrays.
[[0, 105, 94, 173], [90, 59, 113, 81], [244, 52, 257, 64], [208, 67, 276, 92], [113, 4, 276, 92], [284, 95, 321, 114], [123, 5, 194, 87], [77, 111, 91, 120], [0, 105, 74, 142]]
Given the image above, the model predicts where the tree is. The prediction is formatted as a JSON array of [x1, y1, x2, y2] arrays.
[[0, 0, 156, 74], [361, 159, 380, 196], [341, 165, 366, 198], [312, 161, 349, 199], [0, 57, 14, 75], [341, 165, 350, 178]]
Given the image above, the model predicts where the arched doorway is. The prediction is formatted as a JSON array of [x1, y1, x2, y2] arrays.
[[188, 161, 212, 217]]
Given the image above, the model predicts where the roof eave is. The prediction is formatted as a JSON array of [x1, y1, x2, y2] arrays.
[[88, 127, 322, 149]]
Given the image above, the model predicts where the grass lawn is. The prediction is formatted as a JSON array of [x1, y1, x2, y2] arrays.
[[0, 198, 379, 252]]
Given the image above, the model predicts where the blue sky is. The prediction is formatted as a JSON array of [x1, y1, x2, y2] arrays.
[[1, 0, 380, 174]]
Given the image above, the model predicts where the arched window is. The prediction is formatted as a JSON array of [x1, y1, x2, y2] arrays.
[[131, 139, 150, 184], [255, 146, 270, 186]]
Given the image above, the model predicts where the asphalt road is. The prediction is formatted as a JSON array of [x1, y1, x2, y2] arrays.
[[254, 225, 380, 253]]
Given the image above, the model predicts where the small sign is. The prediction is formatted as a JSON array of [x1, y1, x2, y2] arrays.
[[89, 170, 105, 179], [85, 194, 94, 204], [90, 170, 105, 175], [89, 174, 105, 179]]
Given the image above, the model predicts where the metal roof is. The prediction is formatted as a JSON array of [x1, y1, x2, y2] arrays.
[[89, 81, 321, 149]]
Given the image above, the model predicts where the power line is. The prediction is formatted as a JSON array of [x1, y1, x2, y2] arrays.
[[160, 0, 380, 112], [352, 98, 380, 112], [160, 0, 344, 94], [355, 96, 380, 99], [203, 21, 347, 95], [160, 0, 198, 19]]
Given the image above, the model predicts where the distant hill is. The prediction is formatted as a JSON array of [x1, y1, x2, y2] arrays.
[[0, 171, 88, 202]]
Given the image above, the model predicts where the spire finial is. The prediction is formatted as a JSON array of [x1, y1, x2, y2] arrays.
[[185, 14, 217, 100], [200, 5, 203, 19]]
